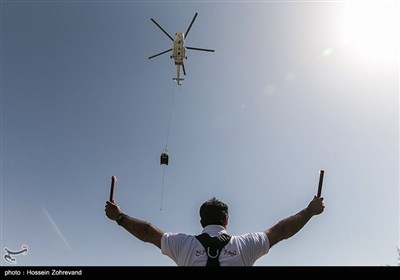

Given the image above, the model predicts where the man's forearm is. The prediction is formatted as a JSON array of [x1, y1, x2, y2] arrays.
[[266, 197, 324, 247], [273, 208, 313, 240], [118, 215, 163, 248]]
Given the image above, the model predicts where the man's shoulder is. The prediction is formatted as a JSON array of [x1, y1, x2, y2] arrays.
[[163, 232, 196, 240], [231, 231, 267, 240]]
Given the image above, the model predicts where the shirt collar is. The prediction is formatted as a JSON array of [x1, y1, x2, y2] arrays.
[[201, 225, 227, 236]]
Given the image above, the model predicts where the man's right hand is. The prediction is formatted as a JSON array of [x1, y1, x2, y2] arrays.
[[306, 196, 325, 216], [105, 200, 122, 221]]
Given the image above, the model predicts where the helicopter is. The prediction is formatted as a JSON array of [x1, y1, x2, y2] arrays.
[[148, 12, 215, 85]]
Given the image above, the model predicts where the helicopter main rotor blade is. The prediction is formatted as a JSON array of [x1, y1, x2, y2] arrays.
[[184, 12, 198, 39], [186, 46, 215, 52], [148, 48, 172, 59], [151, 18, 174, 41], [182, 63, 186, 76]]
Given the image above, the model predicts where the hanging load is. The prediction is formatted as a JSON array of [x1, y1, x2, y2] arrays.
[[160, 146, 169, 166]]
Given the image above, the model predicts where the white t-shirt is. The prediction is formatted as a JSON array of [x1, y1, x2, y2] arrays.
[[161, 225, 270, 266]]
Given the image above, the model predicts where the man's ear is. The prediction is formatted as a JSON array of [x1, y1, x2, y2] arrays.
[[223, 216, 228, 228]]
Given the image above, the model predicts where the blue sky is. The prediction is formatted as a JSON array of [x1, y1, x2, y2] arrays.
[[1, 0, 399, 266]]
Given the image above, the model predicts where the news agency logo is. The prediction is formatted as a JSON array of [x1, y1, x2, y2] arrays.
[[3, 245, 29, 264]]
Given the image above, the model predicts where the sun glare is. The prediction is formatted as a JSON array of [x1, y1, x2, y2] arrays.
[[340, 2, 398, 62]]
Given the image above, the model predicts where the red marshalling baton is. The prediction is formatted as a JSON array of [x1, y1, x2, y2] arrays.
[[317, 170, 324, 198], [109, 176, 117, 202]]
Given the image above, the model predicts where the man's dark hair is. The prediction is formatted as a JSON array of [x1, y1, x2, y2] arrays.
[[199, 197, 229, 228]]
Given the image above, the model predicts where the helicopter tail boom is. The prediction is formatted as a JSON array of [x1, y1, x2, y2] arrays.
[[172, 77, 184, 86]]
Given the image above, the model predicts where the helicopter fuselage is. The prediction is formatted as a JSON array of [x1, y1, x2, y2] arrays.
[[171, 32, 186, 85], [172, 32, 186, 65]]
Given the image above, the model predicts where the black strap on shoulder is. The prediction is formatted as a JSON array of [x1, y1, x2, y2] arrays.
[[195, 233, 231, 266]]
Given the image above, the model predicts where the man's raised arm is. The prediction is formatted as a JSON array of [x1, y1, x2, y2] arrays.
[[265, 196, 325, 248], [105, 200, 164, 249]]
